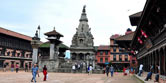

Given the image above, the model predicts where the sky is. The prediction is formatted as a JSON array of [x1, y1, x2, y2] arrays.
[[0, 0, 146, 58]]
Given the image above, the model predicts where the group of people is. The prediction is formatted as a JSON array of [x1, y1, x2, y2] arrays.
[[123, 67, 130, 76], [72, 63, 83, 73], [138, 64, 160, 82], [3, 63, 29, 72], [105, 65, 114, 77], [31, 64, 48, 82]]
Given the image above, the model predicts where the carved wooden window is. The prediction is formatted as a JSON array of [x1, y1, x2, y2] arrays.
[[105, 58, 108, 62], [113, 47, 116, 52], [100, 51, 103, 55], [100, 58, 103, 63], [119, 54, 122, 61], [113, 54, 116, 61], [105, 51, 108, 55], [125, 55, 128, 61]]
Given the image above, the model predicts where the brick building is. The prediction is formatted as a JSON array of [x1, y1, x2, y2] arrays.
[[114, 31, 137, 68], [96, 30, 133, 70], [110, 34, 130, 70], [0, 27, 32, 70], [96, 45, 110, 68]]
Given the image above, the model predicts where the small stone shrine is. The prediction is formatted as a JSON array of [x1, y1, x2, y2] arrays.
[[39, 28, 64, 72]]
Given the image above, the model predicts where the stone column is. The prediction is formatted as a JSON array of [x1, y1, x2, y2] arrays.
[[93, 60, 95, 69], [32, 48, 38, 64], [92, 54, 95, 69], [31, 41, 40, 65], [50, 43, 55, 59], [86, 55, 89, 67], [54, 46, 59, 59], [84, 54, 85, 61]]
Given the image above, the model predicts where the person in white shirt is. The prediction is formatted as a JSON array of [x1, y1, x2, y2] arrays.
[[72, 65, 76, 73], [138, 64, 143, 76], [89, 65, 93, 75]]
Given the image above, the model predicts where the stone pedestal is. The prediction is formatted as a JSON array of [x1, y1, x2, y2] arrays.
[[39, 59, 59, 72]]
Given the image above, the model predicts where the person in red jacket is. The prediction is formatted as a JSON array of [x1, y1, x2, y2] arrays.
[[43, 65, 47, 81], [123, 67, 127, 76]]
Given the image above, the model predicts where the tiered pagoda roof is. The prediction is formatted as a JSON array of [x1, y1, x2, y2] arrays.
[[44, 29, 63, 37]]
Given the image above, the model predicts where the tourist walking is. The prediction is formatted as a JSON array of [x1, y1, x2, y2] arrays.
[[138, 64, 143, 76], [31, 64, 38, 83], [43, 65, 47, 81], [3, 64, 7, 72], [110, 65, 114, 77], [16, 64, 19, 73], [36, 64, 40, 77], [11, 64, 14, 72], [105, 65, 109, 77], [89, 65, 93, 75], [72, 65, 76, 73], [25, 64, 28, 72]]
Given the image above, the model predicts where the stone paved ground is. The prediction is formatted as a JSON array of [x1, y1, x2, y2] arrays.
[[0, 71, 141, 83]]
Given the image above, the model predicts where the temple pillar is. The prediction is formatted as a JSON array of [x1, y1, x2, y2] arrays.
[[84, 54, 85, 61], [32, 48, 38, 64], [163, 47, 166, 75], [50, 43, 55, 59], [165, 47, 166, 75]]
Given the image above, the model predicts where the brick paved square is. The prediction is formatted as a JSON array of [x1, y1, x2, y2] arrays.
[[0, 71, 141, 83]]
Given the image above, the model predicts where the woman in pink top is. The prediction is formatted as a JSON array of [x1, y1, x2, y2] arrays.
[[11, 64, 14, 72], [16, 64, 19, 73]]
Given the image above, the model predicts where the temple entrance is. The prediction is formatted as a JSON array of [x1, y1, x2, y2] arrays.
[[0, 60, 4, 68], [20, 60, 24, 68]]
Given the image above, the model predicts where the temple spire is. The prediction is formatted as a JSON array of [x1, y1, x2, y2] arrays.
[[82, 5, 86, 12], [79, 5, 88, 22]]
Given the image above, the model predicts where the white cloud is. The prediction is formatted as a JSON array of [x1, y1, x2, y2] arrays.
[[0, 0, 146, 46]]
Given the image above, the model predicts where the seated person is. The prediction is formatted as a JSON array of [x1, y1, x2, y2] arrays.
[[154, 65, 160, 82], [145, 70, 152, 81]]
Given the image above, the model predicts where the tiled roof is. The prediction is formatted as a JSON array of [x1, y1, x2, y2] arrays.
[[129, 11, 142, 17], [40, 41, 69, 49], [115, 32, 134, 41], [110, 34, 120, 39], [0, 27, 32, 41], [97, 45, 110, 50], [44, 30, 63, 37], [129, 11, 142, 26]]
